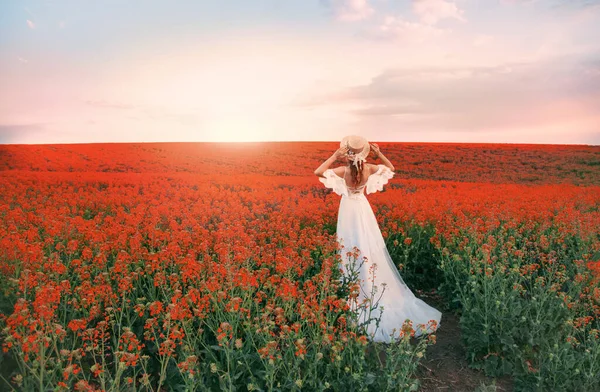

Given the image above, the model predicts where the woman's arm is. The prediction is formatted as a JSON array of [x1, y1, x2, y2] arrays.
[[314, 146, 348, 177], [370, 143, 395, 172]]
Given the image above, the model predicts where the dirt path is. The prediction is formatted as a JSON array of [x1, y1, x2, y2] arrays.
[[414, 293, 514, 392]]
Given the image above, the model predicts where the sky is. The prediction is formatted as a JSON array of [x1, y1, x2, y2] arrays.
[[1, 0, 599, 145]]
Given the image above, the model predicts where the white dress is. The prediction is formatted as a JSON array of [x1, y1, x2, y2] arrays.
[[319, 164, 442, 343]]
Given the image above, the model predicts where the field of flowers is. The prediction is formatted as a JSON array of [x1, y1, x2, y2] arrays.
[[0, 142, 599, 391]]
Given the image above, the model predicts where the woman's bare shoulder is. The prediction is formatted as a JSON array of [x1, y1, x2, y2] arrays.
[[332, 166, 345, 177], [367, 163, 379, 175]]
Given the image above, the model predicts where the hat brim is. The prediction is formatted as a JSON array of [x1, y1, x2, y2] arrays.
[[341, 135, 370, 161]]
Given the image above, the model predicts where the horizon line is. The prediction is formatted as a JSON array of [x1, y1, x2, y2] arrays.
[[1, 141, 599, 147]]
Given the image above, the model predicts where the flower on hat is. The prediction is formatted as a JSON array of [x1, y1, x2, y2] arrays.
[[341, 135, 370, 168]]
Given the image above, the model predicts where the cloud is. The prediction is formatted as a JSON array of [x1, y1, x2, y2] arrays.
[[360, 15, 449, 42], [321, 0, 374, 22], [504, 0, 600, 13], [26, 20, 35, 29], [412, 0, 466, 25], [548, 0, 600, 17], [295, 56, 600, 132]]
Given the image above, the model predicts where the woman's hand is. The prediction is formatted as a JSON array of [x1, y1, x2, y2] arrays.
[[370, 143, 381, 158], [370, 143, 395, 171], [334, 146, 349, 159], [315, 147, 348, 177]]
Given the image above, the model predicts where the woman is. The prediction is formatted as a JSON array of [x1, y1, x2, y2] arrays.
[[314, 135, 442, 343]]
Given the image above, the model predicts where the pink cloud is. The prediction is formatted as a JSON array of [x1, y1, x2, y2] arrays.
[[26, 19, 35, 29], [412, 0, 466, 25], [294, 58, 600, 137], [325, 0, 374, 22], [362, 15, 449, 42]]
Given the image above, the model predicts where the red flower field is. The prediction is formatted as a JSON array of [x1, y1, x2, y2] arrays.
[[0, 142, 598, 391]]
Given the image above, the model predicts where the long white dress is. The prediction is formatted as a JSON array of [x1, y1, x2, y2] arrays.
[[319, 164, 442, 343]]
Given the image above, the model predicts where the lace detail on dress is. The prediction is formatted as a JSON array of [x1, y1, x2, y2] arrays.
[[365, 164, 394, 195], [347, 185, 366, 193]]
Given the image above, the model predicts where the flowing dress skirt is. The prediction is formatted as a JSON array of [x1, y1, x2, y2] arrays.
[[336, 193, 442, 343], [319, 166, 442, 342]]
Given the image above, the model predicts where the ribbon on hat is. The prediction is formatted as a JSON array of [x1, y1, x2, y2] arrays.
[[344, 141, 367, 169]]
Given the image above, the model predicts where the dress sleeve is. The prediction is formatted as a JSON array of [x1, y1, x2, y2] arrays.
[[318, 169, 348, 196], [366, 164, 394, 195]]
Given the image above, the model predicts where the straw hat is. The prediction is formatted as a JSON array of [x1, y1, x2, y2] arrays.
[[340, 135, 370, 168]]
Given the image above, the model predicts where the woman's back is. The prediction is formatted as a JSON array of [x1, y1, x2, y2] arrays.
[[337, 163, 379, 193]]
